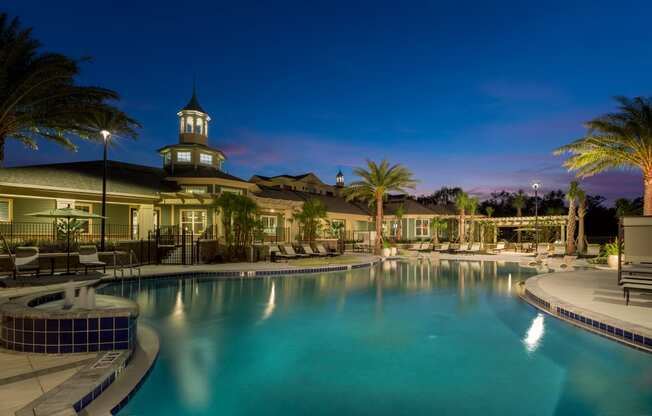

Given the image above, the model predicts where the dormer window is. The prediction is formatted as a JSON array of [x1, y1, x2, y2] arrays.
[[200, 153, 212, 165], [177, 151, 191, 162]]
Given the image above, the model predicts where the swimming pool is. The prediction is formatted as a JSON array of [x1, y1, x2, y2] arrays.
[[100, 260, 652, 415]]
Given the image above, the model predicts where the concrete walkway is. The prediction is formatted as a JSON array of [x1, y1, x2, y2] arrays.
[[528, 269, 652, 331]]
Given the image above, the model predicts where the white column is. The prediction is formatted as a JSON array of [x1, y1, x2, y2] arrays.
[[138, 205, 154, 239]]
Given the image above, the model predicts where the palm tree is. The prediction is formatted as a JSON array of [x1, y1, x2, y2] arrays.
[[565, 181, 581, 255], [466, 196, 479, 243], [0, 13, 138, 164], [429, 217, 447, 244], [343, 160, 417, 254], [576, 187, 587, 254], [554, 96, 652, 215], [293, 198, 328, 242], [455, 192, 471, 243], [511, 190, 527, 243]]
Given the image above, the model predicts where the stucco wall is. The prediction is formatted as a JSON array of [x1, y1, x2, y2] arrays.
[[12, 198, 55, 222]]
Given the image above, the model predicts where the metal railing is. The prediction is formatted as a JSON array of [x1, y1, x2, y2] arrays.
[[0, 222, 133, 243]]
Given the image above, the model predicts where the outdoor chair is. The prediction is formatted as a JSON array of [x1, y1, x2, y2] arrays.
[[270, 245, 295, 261], [12, 246, 40, 279], [78, 245, 107, 275], [435, 242, 450, 252], [454, 243, 470, 254], [418, 243, 433, 252], [408, 242, 424, 251], [586, 244, 600, 257], [302, 244, 327, 257], [558, 255, 577, 269], [282, 245, 309, 258], [493, 242, 506, 253], [316, 244, 338, 257], [528, 252, 548, 266], [553, 244, 565, 256], [467, 243, 481, 254]]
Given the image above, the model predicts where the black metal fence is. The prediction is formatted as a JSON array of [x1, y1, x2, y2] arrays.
[[0, 222, 133, 243]]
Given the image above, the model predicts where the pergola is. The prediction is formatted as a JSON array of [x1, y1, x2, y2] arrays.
[[477, 215, 569, 243]]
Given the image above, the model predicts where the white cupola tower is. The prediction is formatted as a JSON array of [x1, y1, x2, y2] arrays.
[[176, 84, 211, 145], [336, 170, 344, 188]]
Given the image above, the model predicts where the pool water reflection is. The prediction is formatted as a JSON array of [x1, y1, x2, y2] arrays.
[[101, 260, 652, 416]]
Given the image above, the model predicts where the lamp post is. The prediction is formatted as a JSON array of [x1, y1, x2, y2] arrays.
[[100, 129, 110, 251], [531, 181, 542, 252]]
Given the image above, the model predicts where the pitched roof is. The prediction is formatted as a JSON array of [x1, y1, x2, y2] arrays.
[[181, 87, 206, 113], [0, 161, 178, 196], [254, 185, 370, 215], [166, 165, 248, 182], [384, 197, 438, 216], [251, 173, 319, 182]]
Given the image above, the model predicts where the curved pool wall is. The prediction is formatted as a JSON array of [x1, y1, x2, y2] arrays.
[[0, 288, 138, 354], [99, 260, 652, 416]]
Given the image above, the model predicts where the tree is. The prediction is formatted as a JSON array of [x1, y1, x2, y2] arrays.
[[565, 181, 581, 255], [455, 192, 471, 243], [554, 96, 652, 215], [344, 160, 417, 254], [214, 193, 261, 260], [293, 198, 327, 242], [0, 13, 138, 164], [512, 190, 527, 243], [466, 196, 479, 243], [429, 217, 447, 244], [576, 187, 587, 254], [615, 197, 643, 218]]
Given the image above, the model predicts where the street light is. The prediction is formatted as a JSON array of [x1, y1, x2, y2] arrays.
[[100, 129, 110, 251], [531, 180, 542, 251]]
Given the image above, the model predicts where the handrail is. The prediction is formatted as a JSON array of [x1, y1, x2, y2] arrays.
[[112, 250, 141, 279]]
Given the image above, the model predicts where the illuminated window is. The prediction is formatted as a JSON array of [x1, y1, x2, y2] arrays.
[[182, 185, 208, 194], [415, 219, 430, 237], [260, 215, 277, 235], [185, 123, 192, 133], [195, 124, 202, 134], [164, 152, 171, 164], [200, 153, 212, 165], [177, 151, 191, 162], [0, 199, 12, 222]]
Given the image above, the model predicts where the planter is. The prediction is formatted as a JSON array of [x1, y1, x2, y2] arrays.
[[390, 247, 398, 256], [607, 255, 619, 269], [382, 248, 391, 257]]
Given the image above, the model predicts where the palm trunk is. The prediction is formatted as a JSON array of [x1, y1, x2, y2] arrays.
[[459, 210, 465, 243], [645, 173, 652, 216], [516, 208, 522, 244], [375, 194, 383, 255], [577, 213, 586, 254], [566, 201, 577, 255]]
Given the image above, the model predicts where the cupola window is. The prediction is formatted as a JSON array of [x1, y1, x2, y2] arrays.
[[177, 151, 191, 162], [200, 153, 213, 165]]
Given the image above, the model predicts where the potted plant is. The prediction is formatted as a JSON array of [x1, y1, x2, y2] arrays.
[[603, 240, 620, 269], [382, 240, 391, 258]]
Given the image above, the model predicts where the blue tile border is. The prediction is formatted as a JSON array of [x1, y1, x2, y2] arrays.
[[523, 287, 652, 353]]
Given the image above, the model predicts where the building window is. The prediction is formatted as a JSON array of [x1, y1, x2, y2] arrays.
[[260, 215, 277, 235], [195, 123, 202, 135], [180, 210, 207, 234], [221, 187, 242, 195], [330, 219, 345, 238], [177, 151, 191, 162], [182, 185, 208, 194], [389, 220, 400, 237], [131, 208, 139, 239], [164, 152, 171, 165], [415, 219, 430, 238], [0, 199, 12, 222], [74, 203, 92, 234], [185, 123, 192, 133], [200, 153, 212, 165]]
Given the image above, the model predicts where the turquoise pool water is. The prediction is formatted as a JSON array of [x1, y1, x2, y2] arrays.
[[101, 260, 652, 415]]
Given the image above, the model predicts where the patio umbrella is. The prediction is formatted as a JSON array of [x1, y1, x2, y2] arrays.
[[27, 205, 105, 274]]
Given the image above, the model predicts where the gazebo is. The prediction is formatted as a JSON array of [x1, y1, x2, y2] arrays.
[[477, 215, 569, 244]]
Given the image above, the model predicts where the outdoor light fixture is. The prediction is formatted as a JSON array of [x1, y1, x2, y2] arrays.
[[100, 130, 112, 251], [531, 180, 542, 251]]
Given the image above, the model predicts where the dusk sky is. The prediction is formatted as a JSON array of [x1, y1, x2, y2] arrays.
[[5, 1, 652, 203]]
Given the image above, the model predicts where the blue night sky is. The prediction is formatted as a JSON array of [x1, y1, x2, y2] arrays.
[[5, 1, 652, 202]]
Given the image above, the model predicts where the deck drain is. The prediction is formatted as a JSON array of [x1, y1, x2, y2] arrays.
[[91, 352, 122, 369]]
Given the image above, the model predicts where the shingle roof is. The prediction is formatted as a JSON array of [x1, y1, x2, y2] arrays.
[[384, 197, 438, 216], [0, 161, 178, 196], [181, 88, 206, 113], [167, 165, 248, 182], [254, 186, 370, 215]]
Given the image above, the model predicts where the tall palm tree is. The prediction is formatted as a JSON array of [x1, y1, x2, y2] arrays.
[[565, 181, 580, 255], [576, 187, 587, 254], [429, 217, 447, 244], [466, 196, 479, 243], [554, 96, 652, 215], [0, 13, 139, 164], [455, 192, 471, 243], [511, 190, 526, 243], [343, 159, 417, 254]]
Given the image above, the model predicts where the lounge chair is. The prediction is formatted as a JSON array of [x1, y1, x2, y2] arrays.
[[528, 252, 548, 266], [553, 244, 565, 256], [269, 245, 295, 261], [12, 246, 40, 279], [418, 243, 433, 252], [586, 244, 600, 257], [536, 244, 550, 255], [316, 244, 338, 257], [407, 242, 424, 251], [494, 242, 506, 253], [467, 243, 481, 254], [454, 243, 470, 254], [435, 242, 450, 252], [78, 245, 107, 274], [302, 244, 327, 257], [282, 244, 309, 258], [558, 255, 577, 269]]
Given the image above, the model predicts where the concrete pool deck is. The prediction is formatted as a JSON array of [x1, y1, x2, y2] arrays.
[[523, 269, 652, 351]]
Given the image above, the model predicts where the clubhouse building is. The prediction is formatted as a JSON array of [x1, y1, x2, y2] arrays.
[[0, 90, 457, 244]]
